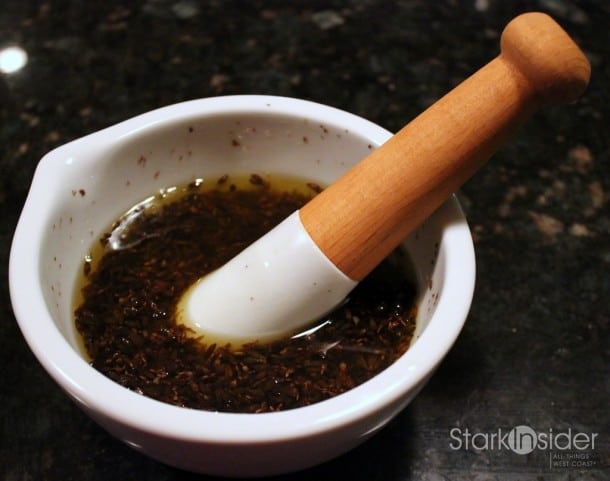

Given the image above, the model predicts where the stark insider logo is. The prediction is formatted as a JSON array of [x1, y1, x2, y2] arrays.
[[449, 425, 598, 455]]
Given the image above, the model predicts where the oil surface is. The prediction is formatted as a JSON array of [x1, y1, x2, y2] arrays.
[[74, 173, 417, 413]]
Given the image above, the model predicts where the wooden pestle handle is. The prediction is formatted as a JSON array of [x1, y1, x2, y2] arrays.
[[299, 12, 590, 281]]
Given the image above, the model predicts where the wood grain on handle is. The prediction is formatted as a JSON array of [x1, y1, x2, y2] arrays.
[[299, 12, 590, 281]]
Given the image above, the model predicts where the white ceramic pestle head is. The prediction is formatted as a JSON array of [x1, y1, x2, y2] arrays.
[[177, 211, 356, 343]]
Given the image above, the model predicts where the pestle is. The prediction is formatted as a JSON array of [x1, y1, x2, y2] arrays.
[[177, 12, 590, 344]]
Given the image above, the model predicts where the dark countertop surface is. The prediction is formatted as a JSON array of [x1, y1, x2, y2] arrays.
[[1, 1, 608, 480]]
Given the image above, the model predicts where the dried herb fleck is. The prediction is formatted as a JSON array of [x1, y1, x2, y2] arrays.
[[74, 174, 417, 413]]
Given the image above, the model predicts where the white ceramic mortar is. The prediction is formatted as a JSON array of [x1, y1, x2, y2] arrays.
[[10, 95, 475, 477]]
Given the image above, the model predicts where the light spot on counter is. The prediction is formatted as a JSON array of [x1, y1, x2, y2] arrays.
[[311, 10, 344, 30], [568, 144, 593, 173], [529, 211, 564, 240], [0, 45, 28, 74], [475, 0, 489, 12], [569, 223, 593, 237]]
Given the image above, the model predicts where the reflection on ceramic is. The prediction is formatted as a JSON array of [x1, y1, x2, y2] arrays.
[[10, 95, 475, 477]]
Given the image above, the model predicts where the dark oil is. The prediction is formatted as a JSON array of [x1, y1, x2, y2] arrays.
[[73, 173, 417, 413]]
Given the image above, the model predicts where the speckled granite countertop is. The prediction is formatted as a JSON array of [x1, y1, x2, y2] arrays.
[[1, 1, 608, 480]]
